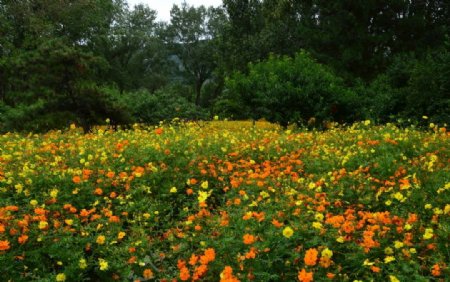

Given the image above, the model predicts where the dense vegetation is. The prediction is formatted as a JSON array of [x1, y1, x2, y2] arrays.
[[0, 121, 448, 281], [1, 0, 449, 132]]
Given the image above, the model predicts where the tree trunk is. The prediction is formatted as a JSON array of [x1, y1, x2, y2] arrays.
[[194, 79, 204, 106]]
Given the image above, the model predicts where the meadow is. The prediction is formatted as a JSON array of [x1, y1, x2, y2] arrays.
[[0, 120, 448, 281]]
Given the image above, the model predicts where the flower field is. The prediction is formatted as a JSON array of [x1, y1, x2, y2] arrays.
[[0, 121, 449, 281]]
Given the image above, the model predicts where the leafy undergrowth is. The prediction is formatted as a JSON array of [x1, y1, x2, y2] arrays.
[[0, 121, 449, 281]]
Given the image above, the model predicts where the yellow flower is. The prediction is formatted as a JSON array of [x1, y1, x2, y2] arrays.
[[118, 232, 126, 240], [384, 256, 396, 263], [394, 241, 404, 249], [312, 222, 323, 229], [30, 199, 38, 206], [404, 223, 412, 230], [321, 248, 333, 258], [98, 258, 108, 271], [15, 184, 23, 193], [423, 228, 434, 240], [282, 226, 294, 238], [445, 204, 450, 215], [197, 190, 211, 203], [393, 192, 404, 201], [170, 187, 177, 193], [336, 236, 345, 243], [425, 204, 432, 209], [433, 208, 443, 215], [56, 273, 66, 282], [201, 181, 209, 189], [389, 275, 400, 282], [64, 219, 73, 226], [384, 247, 394, 254], [79, 258, 87, 269], [38, 221, 48, 230], [363, 259, 374, 266], [315, 213, 324, 222], [409, 248, 417, 254], [96, 235, 106, 245], [50, 189, 59, 198]]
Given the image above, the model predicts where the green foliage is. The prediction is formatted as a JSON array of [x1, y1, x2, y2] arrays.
[[101, 3, 171, 92], [119, 86, 208, 124], [360, 47, 450, 124], [165, 3, 224, 106], [219, 51, 361, 126], [407, 49, 450, 123]]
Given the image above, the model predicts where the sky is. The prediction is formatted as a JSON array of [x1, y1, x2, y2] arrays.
[[126, 0, 223, 22]]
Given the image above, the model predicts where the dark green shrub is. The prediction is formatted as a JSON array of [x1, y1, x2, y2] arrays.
[[217, 51, 360, 126], [406, 49, 450, 123], [120, 86, 208, 124]]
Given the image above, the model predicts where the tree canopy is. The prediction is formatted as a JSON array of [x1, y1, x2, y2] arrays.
[[0, 0, 448, 132]]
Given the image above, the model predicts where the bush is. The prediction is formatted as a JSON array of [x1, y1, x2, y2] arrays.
[[0, 85, 131, 133], [217, 51, 361, 126], [362, 48, 450, 124], [407, 49, 450, 123], [120, 86, 208, 124]]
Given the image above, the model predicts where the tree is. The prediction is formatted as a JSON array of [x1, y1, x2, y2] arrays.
[[166, 2, 221, 106], [99, 3, 171, 92], [219, 51, 360, 126], [0, 0, 131, 132]]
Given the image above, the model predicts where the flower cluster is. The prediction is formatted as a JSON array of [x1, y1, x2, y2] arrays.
[[0, 120, 448, 281]]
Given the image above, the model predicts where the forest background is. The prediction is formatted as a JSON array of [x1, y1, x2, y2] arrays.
[[0, 0, 449, 132]]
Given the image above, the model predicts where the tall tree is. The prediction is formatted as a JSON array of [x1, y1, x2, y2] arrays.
[[166, 2, 222, 106], [0, 0, 130, 131], [99, 3, 170, 92]]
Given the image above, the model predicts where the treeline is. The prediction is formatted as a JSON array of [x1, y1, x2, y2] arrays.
[[0, 0, 449, 132]]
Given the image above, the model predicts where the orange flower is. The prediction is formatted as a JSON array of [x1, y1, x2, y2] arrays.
[[72, 176, 81, 184], [245, 247, 257, 259], [94, 188, 103, 195], [304, 248, 318, 266], [319, 257, 332, 268], [189, 254, 199, 266], [17, 234, 28, 244], [326, 273, 335, 279], [298, 268, 313, 282], [431, 264, 441, 276], [155, 127, 163, 135], [370, 266, 381, 273], [109, 215, 120, 223], [179, 266, 190, 281], [243, 234, 256, 245], [128, 256, 137, 264], [193, 264, 208, 280], [271, 218, 284, 228], [143, 269, 154, 279], [0, 240, 10, 251], [200, 248, 215, 265], [220, 266, 240, 282]]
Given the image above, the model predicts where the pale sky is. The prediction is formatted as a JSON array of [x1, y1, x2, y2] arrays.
[[126, 0, 223, 22]]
